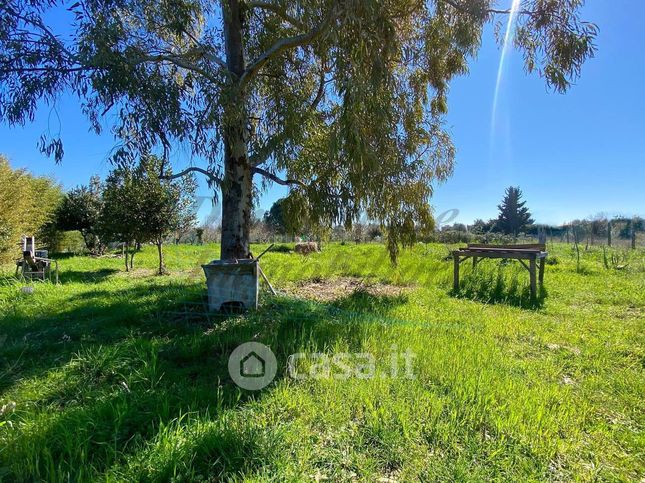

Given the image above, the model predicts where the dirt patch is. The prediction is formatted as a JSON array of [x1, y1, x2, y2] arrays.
[[288, 277, 412, 302]]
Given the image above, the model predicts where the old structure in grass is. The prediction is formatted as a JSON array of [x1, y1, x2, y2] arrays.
[[0, 1, 597, 262]]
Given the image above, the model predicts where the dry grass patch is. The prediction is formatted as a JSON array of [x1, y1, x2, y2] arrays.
[[287, 276, 413, 302]]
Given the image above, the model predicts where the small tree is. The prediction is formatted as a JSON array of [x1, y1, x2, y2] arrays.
[[136, 157, 197, 274], [173, 181, 198, 244], [56, 177, 104, 254], [263, 198, 288, 236], [99, 169, 141, 270], [496, 186, 534, 237], [195, 227, 205, 245]]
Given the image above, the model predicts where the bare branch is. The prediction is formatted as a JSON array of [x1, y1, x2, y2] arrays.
[[240, 3, 340, 87], [161, 166, 223, 186], [252, 166, 306, 188], [247, 2, 307, 30]]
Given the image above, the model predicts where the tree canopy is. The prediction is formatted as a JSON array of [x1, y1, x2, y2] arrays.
[[0, 0, 597, 260], [263, 198, 288, 235], [56, 177, 104, 254], [100, 156, 197, 273]]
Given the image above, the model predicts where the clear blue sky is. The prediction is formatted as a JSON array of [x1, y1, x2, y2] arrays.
[[1, 1, 643, 226]]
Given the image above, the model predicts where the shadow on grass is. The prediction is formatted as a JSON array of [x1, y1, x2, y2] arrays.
[[58, 268, 120, 284], [332, 289, 409, 313], [450, 261, 547, 309], [0, 280, 390, 480]]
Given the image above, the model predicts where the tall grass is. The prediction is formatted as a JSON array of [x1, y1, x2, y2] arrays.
[[0, 242, 643, 481]]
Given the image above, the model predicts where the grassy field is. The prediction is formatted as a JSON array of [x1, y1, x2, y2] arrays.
[[0, 242, 643, 481]]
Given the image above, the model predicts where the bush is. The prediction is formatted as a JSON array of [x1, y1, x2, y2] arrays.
[[0, 156, 63, 262]]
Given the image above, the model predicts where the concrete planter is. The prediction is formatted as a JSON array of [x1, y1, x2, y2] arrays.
[[202, 259, 259, 312]]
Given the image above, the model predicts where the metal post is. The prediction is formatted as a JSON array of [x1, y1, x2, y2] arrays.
[[530, 258, 537, 299], [453, 254, 460, 292]]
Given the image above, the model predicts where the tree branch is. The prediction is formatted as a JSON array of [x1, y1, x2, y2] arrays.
[[139, 53, 222, 83], [438, 0, 534, 16], [252, 166, 307, 188], [161, 167, 223, 186], [240, 3, 340, 87], [247, 2, 307, 30], [309, 67, 327, 111]]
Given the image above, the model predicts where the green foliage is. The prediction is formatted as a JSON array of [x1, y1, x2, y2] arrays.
[[0, 242, 643, 480], [263, 198, 289, 235], [0, 155, 63, 262], [99, 156, 197, 273], [56, 177, 104, 254], [618, 217, 644, 239], [0, 0, 597, 260], [496, 186, 534, 236]]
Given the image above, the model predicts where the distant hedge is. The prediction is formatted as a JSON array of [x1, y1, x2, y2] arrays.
[[0, 155, 63, 263]]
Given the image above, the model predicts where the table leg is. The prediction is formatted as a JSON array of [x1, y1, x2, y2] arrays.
[[539, 258, 545, 285], [473, 256, 478, 269], [530, 258, 537, 299], [453, 255, 460, 292]]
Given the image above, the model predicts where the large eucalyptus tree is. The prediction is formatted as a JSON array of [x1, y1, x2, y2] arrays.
[[0, 0, 596, 260]]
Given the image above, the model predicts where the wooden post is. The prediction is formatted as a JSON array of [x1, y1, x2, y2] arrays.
[[607, 220, 612, 247], [529, 258, 537, 299], [472, 256, 478, 269], [538, 258, 545, 285], [631, 221, 637, 249], [453, 254, 460, 292]]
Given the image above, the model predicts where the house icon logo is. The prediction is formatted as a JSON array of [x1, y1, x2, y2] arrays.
[[241, 351, 265, 378], [228, 342, 277, 390]]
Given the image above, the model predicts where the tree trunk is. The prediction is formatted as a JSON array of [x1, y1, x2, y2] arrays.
[[129, 246, 134, 270], [124, 242, 129, 272], [220, 0, 253, 261], [157, 241, 165, 275]]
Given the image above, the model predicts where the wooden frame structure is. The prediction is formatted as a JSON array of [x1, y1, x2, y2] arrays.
[[452, 243, 548, 299]]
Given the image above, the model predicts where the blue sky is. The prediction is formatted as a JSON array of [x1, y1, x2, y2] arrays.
[[1, 1, 643, 226]]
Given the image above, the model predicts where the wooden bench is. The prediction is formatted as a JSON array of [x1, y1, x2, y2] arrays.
[[452, 243, 548, 299]]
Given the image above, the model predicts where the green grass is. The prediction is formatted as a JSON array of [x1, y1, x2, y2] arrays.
[[0, 242, 643, 481]]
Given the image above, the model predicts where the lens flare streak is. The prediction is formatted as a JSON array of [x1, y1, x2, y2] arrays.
[[491, 0, 522, 136]]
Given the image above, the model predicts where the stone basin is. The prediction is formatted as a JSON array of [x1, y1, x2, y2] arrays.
[[202, 259, 259, 312]]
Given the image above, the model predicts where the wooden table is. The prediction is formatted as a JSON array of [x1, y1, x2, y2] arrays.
[[452, 244, 548, 299]]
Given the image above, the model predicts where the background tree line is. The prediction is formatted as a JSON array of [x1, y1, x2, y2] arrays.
[[1, 154, 197, 274], [58, 156, 197, 274]]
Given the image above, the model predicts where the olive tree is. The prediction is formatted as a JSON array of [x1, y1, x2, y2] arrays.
[[0, 0, 596, 261]]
